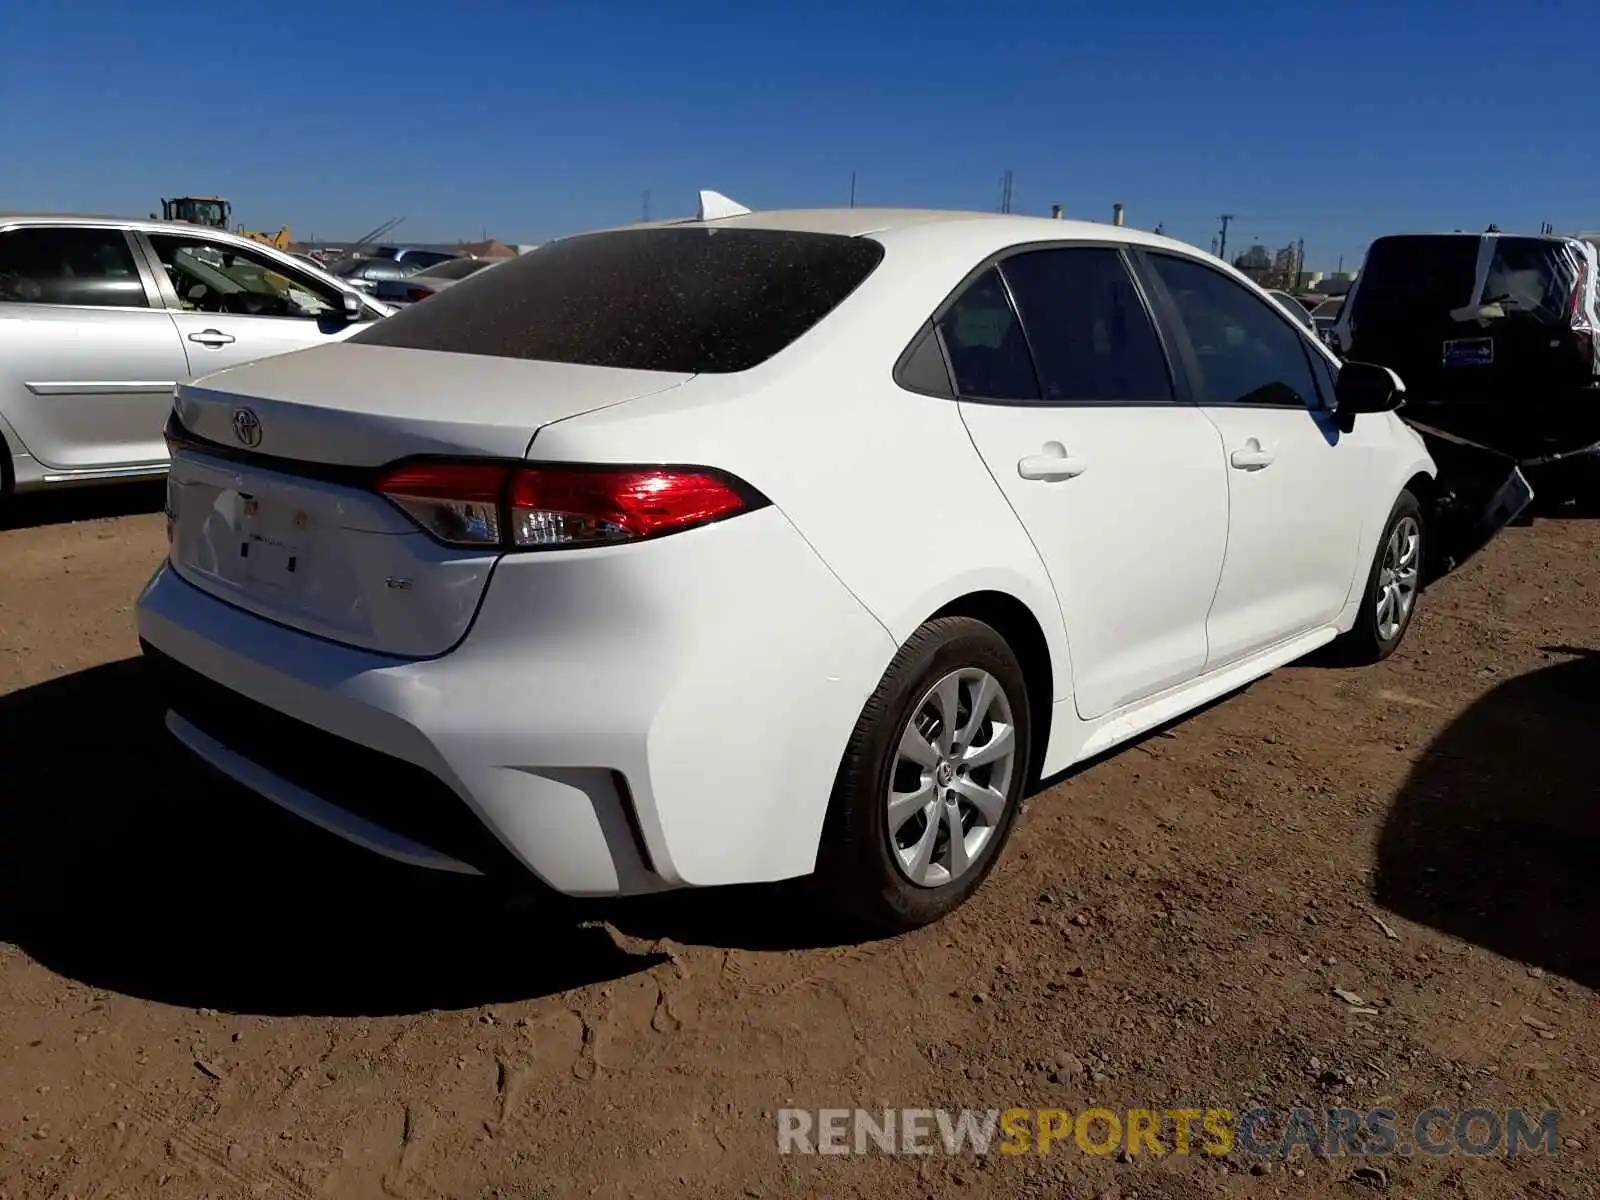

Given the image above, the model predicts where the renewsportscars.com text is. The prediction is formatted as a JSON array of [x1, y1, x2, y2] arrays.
[[776, 1106, 1561, 1158]]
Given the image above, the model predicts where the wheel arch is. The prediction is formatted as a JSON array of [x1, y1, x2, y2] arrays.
[[928, 589, 1055, 785]]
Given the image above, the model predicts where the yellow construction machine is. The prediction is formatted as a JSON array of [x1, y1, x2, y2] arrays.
[[158, 196, 292, 250]]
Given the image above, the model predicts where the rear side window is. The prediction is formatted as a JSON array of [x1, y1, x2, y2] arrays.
[[352, 227, 886, 373], [0, 226, 148, 308], [935, 267, 1039, 401], [999, 248, 1173, 403]]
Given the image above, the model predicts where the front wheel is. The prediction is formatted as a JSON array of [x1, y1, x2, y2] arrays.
[[812, 616, 1032, 934], [1336, 489, 1425, 664]]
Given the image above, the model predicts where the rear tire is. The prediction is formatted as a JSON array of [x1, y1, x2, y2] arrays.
[[812, 617, 1032, 934], [1336, 489, 1425, 664]]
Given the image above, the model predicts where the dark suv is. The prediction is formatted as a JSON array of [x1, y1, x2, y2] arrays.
[[1333, 231, 1600, 484]]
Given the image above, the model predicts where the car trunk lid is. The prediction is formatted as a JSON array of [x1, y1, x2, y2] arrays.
[[174, 341, 692, 465], [165, 344, 693, 657]]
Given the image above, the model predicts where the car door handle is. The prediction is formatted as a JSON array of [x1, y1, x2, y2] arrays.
[[1229, 442, 1275, 470], [188, 329, 235, 347], [1017, 443, 1088, 481]]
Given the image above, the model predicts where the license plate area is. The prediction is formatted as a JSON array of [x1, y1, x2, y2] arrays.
[[237, 492, 311, 589], [1442, 337, 1494, 367]]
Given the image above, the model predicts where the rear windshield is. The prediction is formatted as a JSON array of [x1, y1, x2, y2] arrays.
[[1347, 235, 1480, 327], [350, 226, 887, 373], [1481, 237, 1579, 325], [1350, 234, 1580, 329]]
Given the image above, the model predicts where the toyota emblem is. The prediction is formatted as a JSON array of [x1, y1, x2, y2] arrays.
[[232, 408, 262, 448]]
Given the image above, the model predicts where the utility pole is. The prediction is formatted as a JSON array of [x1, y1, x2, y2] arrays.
[[849, 171, 856, 208], [642, 191, 652, 222], [999, 169, 1014, 214], [1217, 214, 1235, 262]]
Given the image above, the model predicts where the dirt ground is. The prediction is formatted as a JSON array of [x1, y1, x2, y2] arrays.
[[0, 483, 1596, 1200]]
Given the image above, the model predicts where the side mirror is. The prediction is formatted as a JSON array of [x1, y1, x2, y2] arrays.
[[1333, 361, 1405, 433], [339, 291, 363, 323]]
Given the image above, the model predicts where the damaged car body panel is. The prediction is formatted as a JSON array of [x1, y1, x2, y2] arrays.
[[1409, 421, 1534, 580]]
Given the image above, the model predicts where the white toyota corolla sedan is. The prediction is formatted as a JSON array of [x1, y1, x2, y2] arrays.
[[137, 198, 1436, 932]]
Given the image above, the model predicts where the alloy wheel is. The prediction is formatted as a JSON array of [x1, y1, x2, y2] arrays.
[[1375, 515, 1421, 641], [886, 668, 1018, 888]]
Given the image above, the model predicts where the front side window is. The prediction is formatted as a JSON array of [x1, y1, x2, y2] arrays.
[[0, 227, 148, 308], [147, 235, 339, 319], [999, 247, 1174, 403], [934, 267, 1039, 401], [353, 227, 886, 373], [1146, 252, 1321, 407]]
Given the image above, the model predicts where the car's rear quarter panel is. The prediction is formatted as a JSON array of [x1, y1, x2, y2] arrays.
[[530, 230, 1077, 704]]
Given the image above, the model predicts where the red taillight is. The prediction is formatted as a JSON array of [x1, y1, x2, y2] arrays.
[[1568, 256, 1588, 323], [405, 287, 433, 303], [373, 462, 765, 550]]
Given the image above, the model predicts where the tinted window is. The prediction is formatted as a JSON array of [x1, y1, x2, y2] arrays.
[[1000, 248, 1173, 403], [1347, 235, 1480, 329], [1147, 252, 1321, 407], [148, 234, 339, 318], [0, 227, 147, 307], [935, 267, 1039, 401], [353, 227, 886, 373], [1482, 237, 1580, 326]]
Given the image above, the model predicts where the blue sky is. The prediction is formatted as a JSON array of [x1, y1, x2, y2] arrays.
[[4, 0, 1595, 271]]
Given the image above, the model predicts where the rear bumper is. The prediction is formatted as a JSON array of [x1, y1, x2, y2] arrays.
[[135, 507, 897, 896]]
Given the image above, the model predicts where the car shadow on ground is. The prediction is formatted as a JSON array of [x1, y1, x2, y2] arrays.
[[0, 658, 868, 1018], [1373, 647, 1600, 989], [0, 481, 166, 530]]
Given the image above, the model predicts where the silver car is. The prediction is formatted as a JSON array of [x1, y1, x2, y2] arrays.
[[370, 255, 503, 305], [0, 214, 391, 495]]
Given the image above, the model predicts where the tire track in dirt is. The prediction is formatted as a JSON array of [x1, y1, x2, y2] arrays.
[[64, 1070, 319, 1200]]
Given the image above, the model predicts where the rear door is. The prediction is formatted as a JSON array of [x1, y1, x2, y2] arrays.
[[1138, 250, 1371, 666], [0, 224, 187, 472], [138, 232, 375, 377], [950, 246, 1231, 721]]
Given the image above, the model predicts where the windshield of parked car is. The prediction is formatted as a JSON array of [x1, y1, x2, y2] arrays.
[[350, 227, 887, 372], [414, 257, 494, 282]]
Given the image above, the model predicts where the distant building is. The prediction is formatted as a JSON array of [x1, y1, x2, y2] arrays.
[[1233, 244, 1273, 283], [1311, 271, 1358, 296]]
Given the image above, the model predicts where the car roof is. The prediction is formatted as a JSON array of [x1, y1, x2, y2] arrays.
[[0, 211, 265, 241], [578, 205, 1214, 263], [1373, 230, 1576, 243]]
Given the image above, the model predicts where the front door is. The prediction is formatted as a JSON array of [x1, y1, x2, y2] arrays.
[[1139, 250, 1371, 667], [948, 248, 1231, 721], [0, 224, 187, 471], [139, 233, 370, 378]]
